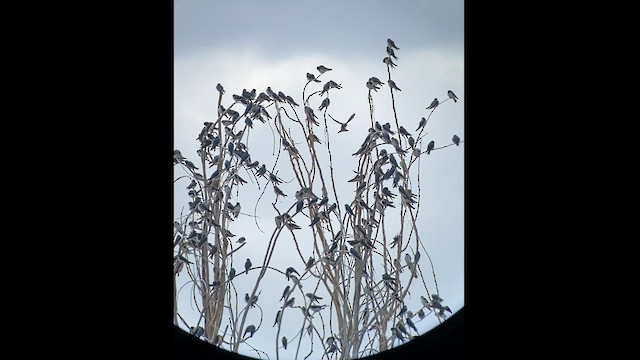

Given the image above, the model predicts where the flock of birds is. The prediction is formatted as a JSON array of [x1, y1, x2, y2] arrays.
[[174, 38, 461, 355]]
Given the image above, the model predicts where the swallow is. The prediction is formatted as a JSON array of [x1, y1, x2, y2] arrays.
[[426, 140, 435, 154], [369, 77, 384, 86], [318, 97, 330, 111], [216, 83, 225, 94], [386, 46, 399, 60], [388, 79, 401, 91], [183, 160, 198, 171], [327, 241, 338, 254], [256, 164, 267, 177], [282, 336, 288, 349], [273, 310, 281, 327], [285, 267, 300, 280], [266, 86, 282, 102], [328, 112, 355, 133], [274, 185, 287, 198], [190, 326, 205, 337], [305, 106, 320, 126], [228, 267, 236, 281], [236, 237, 246, 244], [398, 304, 408, 317], [285, 95, 299, 107], [383, 56, 397, 68], [305, 256, 314, 270], [276, 288, 291, 306], [245, 258, 252, 273], [417, 309, 426, 319], [420, 295, 430, 308], [406, 317, 418, 332], [349, 247, 362, 260], [447, 90, 458, 102], [392, 327, 405, 342], [284, 297, 295, 308], [317, 65, 332, 74], [306, 293, 323, 303], [426, 98, 439, 110], [414, 251, 421, 264], [387, 38, 400, 50], [408, 136, 415, 148], [416, 117, 427, 131], [243, 325, 256, 338], [452, 134, 460, 146], [308, 132, 322, 144], [306, 72, 321, 83]]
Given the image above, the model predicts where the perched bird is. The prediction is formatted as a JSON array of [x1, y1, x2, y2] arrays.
[[350, 247, 362, 260], [414, 251, 421, 264], [452, 134, 460, 146], [306, 293, 323, 303], [306, 72, 321, 83], [284, 297, 295, 308], [426, 140, 435, 155], [406, 317, 419, 332], [383, 56, 397, 68], [317, 65, 332, 74], [285, 267, 300, 280], [236, 237, 246, 244], [285, 95, 299, 107], [245, 258, 252, 273], [417, 309, 426, 319], [274, 185, 287, 198], [408, 136, 415, 148], [256, 164, 267, 177], [318, 97, 330, 111], [282, 336, 288, 349], [280, 286, 291, 301], [394, 258, 403, 273], [426, 98, 439, 110], [228, 267, 236, 281], [216, 83, 225, 94], [273, 310, 281, 327], [243, 325, 256, 338], [420, 295, 430, 308], [398, 126, 411, 137], [388, 79, 401, 91], [398, 304, 408, 317], [447, 90, 459, 102], [387, 38, 400, 50], [386, 46, 399, 60], [308, 133, 322, 144], [416, 117, 427, 131], [305, 256, 314, 270]]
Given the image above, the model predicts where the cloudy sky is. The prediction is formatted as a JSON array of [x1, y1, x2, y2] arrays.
[[174, 0, 464, 358]]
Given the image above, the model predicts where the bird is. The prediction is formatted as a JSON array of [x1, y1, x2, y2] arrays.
[[284, 297, 295, 308], [285, 95, 299, 107], [344, 204, 355, 216], [416, 117, 427, 131], [318, 97, 330, 111], [228, 267, 236, 281], [452, 134, 460, 146], [417, 309, 426, 319], [243, 325, 256, 338], [306, 72, 321, 83], [245, 258, 252, 273], [388, 79, 401, 91], [186, 179, 197, 190], [394, 258, 403, 273], [398, 126, 411, 137], [327, 241, 338, 254], [386, 46, 399, 60], [274, 185, 287, 198], [280, 286, 291, 301], [308, 133, 322, 145], [398, 304, 408, 317], [432, 294, 444, 302], [256, 164, 267, 177], [305, 256, 314, 270], [350, 247, 362, 260], [216, 83, 225, 94], [420, 296, 430, 308], [317, 65, 332, 74], [383, 56, 397, 68], [285, 267, 300, 280], [426, 98, 439, 110], [414, 251, 421, 264], [406, 317, 419, 333], [387, 38, 400, 50], [426, 140, 435, 154], [306, 293, 323, 303], [236, 237, 246, 244], [282, 336, 288, 349], [266, 86, 281, 102], [329, 113, 355, 133], [448, 90, 458, 102], [273, 310, 281, 327]]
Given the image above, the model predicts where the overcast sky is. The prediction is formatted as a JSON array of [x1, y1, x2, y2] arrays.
[[174, 1, 464, 358]]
